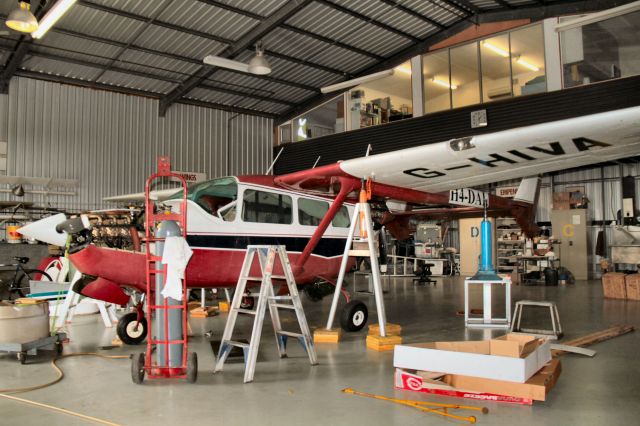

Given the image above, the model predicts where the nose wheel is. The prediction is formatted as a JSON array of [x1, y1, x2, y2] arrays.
[[340, 300, 368, 332], [117, 312, 148, 345]]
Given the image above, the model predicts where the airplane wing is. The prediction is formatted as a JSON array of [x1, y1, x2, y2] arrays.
[[276, 106, 640, 196], [103, 188, 179, 202]]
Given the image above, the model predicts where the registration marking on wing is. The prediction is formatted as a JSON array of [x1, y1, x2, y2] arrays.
[[449, 188, 488, 208]]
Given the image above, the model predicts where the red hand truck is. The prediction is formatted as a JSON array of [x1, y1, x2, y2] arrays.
[[131, 156, 197, 384]]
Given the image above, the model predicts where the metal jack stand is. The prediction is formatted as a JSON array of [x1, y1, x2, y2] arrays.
[[325, 180, 388, 337], [214, 245, 317, 383]]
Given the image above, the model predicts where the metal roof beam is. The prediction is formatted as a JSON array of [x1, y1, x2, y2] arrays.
[[50, 27, 319, 93], [3, 67, 276, 118], [77, 0, 232, 45], [0, 2, 48, 93], [439, 0, 480, 15], [476, 0, 633, 23], [281, 24, 384, 60], [380, 0, 447, 29], [196, 0, 383, 60], [315, 0, 421, 42], [159, 0, 314, 116], [25, 47, 295, 106]]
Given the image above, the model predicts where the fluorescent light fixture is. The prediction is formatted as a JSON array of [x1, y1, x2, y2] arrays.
[[6, 1, 38, 33], [431, 78, 457, 90], [482, 41, 509, 58], [320, 69, 394, 94], [555, 1, 640, 32], [515, 57, 540, 72], [31, 0, 77, 39], [394, 65, 412, 76]]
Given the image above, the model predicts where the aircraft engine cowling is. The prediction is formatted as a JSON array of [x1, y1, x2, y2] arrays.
[[72, 275, 130, 306]]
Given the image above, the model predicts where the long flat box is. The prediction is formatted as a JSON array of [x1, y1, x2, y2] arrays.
[[625, 274, 640, 300], [394, 359, 561, 403], [393, 334, 551, 383], [602, 272, 627, 299]]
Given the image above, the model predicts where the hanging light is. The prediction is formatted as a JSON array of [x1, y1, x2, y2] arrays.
[[6, 1, 39, 33], [11, 184, 25, 197], [31, 0, 77, 40], [247, 42, 271, 75]]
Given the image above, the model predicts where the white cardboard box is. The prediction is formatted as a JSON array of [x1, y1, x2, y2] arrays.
[[393, 334, 551, 383]]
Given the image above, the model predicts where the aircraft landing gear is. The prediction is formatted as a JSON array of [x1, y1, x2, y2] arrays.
[[340, 300, 368, 332], [117, 304, 148, 345]]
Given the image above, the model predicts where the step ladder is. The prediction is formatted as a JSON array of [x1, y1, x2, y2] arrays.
[[214, 245, 317, 383]]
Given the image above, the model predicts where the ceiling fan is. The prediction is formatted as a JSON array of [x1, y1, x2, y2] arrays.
[[203, 42, 272, 75]]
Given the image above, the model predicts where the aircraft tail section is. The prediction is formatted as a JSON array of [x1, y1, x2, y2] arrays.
[[513, 177, 540, 204]]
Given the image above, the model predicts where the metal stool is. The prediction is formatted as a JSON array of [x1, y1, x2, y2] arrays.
[[511, 300, 563, 339]]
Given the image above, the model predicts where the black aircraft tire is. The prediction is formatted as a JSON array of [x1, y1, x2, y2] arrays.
[[186, 352, 198, 383], [131, 352, 145, 384], [340, 300, 368, 332], [117, 312, 148, 345]]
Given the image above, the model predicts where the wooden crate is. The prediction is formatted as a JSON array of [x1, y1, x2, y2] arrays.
[[625, 274, 640, 300], [602, 273, 627, 299]]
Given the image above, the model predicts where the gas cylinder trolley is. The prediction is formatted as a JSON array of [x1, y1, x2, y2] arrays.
[[131, 156, 197, 384]]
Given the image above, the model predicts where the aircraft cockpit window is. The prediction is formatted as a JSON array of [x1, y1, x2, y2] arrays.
[[242, 189, 292, 224], [168, 177, 238, 216], [298, 198, 329, 226], [332, 206, 350, 228]]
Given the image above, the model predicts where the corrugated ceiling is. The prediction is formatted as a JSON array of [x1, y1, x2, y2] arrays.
[[0, 0, 605, 118]]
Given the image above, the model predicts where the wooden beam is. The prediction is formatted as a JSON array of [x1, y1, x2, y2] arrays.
[[552, 325, 634, 356]]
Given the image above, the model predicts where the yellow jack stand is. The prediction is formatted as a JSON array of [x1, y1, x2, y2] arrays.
[[218, 301, 230, 312], [368, 323, 402, 336], [313, 328, 342, 343], [366, 333, 402, 351]]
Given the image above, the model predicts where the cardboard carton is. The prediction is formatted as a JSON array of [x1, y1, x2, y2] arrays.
[[625, 274, 640, 300], [602, 273, 627, 299], [394, 359, 561, 403], [393, 334, 551, 383]]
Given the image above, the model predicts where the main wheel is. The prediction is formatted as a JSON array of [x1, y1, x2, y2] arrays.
[[17, 351, 27, 364], [186, 352, 198, 383], [13, 269, 53, 300], [340, 300, 368, 332], [131, 352, 145, 384], [241, 295, 255, 310], [117, 312, 148, 345]]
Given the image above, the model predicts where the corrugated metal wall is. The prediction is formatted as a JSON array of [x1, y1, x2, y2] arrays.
[[0, 77, 273, 212]]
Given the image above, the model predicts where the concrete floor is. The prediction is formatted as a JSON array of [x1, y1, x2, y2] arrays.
[[1, 275, 639, 425]]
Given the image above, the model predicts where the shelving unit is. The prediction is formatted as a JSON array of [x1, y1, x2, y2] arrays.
[[495, 217, 525, 276]]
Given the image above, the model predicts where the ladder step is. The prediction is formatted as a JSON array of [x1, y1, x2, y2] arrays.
[[277, 331, 303, 338], [271, 275, 287, 280], [225, 340, 249, 348], [268, 296, 293, 301], [235, 308, 257, 315], [244, 276, 265, 281], [272, 303, 296, 310]]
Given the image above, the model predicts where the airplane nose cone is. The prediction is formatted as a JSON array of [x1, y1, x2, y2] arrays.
[[18, 213, 69, 246]]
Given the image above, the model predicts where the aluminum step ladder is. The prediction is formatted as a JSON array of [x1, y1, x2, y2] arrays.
[[214, 245, 317, 383]]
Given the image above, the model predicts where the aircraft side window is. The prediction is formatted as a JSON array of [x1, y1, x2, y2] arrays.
[[298, 198, 329, 226], [332, 206, 350, 228], [218, 201, 237, 222], [242, 189, 292, 224]]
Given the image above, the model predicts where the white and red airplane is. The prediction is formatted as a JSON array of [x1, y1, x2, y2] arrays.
[[19, 105, 640, 344]]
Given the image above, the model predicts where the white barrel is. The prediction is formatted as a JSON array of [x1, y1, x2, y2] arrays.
[[0, 302, 49, 344]]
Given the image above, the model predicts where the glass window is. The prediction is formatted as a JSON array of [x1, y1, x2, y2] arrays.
[[450, 42, 480, 108], [293, 95, 343, 141], [561, 11, 640, 88], [168, 177, 237, 216], [481, 35, 512, 102], [332, 206, 350, 228], [511, 25, 546, 96], [242, 189, 292, 224], [279, 123, 292, 144], [298, 198, 329, 226], [347, 60, 413, 131], [423, 50, 451, 113]]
